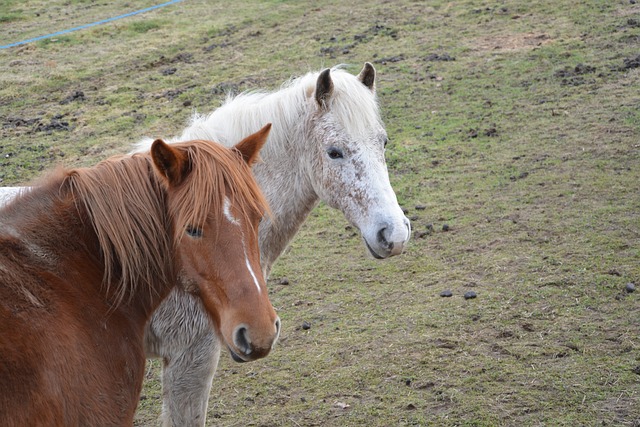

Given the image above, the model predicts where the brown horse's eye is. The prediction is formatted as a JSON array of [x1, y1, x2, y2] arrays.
[[186, 226, 203, 238]]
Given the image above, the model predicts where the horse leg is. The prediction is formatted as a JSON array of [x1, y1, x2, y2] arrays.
[[160, 329, 220, 427], [145, 288, 221, 427]]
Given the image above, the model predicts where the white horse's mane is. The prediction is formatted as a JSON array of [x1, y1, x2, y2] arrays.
[[146, 65, 382, 156]]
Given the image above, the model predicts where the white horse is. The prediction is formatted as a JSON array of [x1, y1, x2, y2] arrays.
[[1, 63, 410, 426], [0, 187, 21, 206]]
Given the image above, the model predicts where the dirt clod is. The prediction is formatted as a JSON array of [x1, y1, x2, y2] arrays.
[[484, 126, 498, 137], [424, 53, 455, 62], [622, 55, 640, 70], [60, 90, 85, 105], [162, 89, 183, 100], [510, 171, 529, 181], [554, 63, 596, 86], [204, 42, 229, 52], [4, 117, 40, 128], [34, 117, 70, 133], [522, 323, 535, 332], [440, 290, 453, 297], [554, 64, 596, 78], [373, 55, 405, 64], [464, 291, 477, 300]]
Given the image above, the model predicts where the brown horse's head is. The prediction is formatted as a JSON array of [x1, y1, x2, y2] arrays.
[[150, 124, 279, 362]]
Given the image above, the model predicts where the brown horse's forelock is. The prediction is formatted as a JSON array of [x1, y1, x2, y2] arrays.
[[169, 140, 269, 243], [66, 141, 267, 307]]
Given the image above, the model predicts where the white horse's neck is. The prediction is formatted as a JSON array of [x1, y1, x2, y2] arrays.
[[254, 162, 319, 277]]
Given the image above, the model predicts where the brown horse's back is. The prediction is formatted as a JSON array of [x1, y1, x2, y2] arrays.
[[0, 241, 146, 426]]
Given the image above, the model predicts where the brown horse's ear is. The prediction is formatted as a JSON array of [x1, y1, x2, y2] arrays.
[[357, 62, 376, 92], [315, 68, 333, 108], [150, 139, 190, 186], [233, 123, 271, 166]]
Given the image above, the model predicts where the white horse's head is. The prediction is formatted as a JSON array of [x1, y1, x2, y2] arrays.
[[304, 63, 410, 258]]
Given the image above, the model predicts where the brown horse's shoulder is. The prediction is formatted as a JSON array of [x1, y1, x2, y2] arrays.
[[0, 260, 145, 425]]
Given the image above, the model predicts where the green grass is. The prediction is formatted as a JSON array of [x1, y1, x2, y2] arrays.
[[1, 0, 639, 425], [0, 12, 23, 23], [128, 19, 164, 34]]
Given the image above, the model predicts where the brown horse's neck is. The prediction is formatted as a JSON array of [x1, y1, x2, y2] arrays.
[[0, 180, 175, 325], [0, 188, 164, 426]]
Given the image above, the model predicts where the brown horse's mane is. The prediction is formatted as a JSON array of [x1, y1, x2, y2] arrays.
[[60, 139, 268, 307]]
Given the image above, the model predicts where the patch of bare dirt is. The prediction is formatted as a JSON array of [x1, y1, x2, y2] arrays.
[[3, 115, 71, 134], [470, 33, 553, 53], [320, 24, 398, 59], [613, 4, 640, 17], [593, 396, 640, 426]]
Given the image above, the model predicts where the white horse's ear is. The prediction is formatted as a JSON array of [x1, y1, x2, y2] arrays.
[[151, 139, 190, 187], [357, 62, 376, 92], [315, 68, 333, 108], [234, 123, 271, 166]]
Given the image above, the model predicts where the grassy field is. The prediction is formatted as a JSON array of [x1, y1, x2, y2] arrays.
[[1, 0, 639, 425]]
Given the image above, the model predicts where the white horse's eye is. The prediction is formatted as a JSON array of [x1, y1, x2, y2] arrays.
[[384, 137, 389, 148], [186, 226, 203, 238], [327, 147, 344, 159]]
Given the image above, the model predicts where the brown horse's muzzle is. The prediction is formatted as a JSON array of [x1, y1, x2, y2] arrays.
[[226, 316, 281, 363]]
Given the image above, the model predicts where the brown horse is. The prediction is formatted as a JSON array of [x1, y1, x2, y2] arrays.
[[0, 124, 279, 426]]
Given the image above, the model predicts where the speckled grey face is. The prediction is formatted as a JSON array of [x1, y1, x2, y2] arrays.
[[307, 64, 411, 259]]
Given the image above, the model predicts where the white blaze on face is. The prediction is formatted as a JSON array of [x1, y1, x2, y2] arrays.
[[223, 197, 240, 226], [244, 257, 262, 295], [223, 197, 261, 294]]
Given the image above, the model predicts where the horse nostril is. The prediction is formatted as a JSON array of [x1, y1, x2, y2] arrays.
[[377, 227, 387, 244], [377, 227, 391, 249], [234, 326, 252, 356]]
